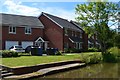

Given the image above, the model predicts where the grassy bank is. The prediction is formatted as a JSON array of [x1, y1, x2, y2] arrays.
[[2, 52, 102, 67], [2, 53, 81, 67]]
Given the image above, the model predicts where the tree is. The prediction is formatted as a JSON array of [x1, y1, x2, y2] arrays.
[[114, 34, 120, 48], [75, 1, 118, 54]]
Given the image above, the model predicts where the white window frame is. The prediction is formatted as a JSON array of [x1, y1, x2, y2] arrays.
[[25, 27, 32, 34], [79, 43, 82, 49], [9, 26, 16, 34], [75, 42, 82, 49]]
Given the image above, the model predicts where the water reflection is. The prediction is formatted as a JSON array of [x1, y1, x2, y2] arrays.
[[43, 63, 119, 78]]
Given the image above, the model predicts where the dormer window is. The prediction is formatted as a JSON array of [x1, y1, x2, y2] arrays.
[[25, 27, 31, 34], [9, 26, 16, 34]]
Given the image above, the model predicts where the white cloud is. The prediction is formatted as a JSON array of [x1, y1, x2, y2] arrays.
[[3, 0, 76, 20], [3, 0, 40, 16]]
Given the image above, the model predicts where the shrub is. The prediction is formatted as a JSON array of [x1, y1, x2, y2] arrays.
[[55, 51, 62, 55], [103, 47, 120, 62], [1, 50, 19, 58], [81, 53, 102, 64], [64, 48, 70, 53], [108, 47, 119, 56], [64, 48, 81, 53], [88, 47, 98, 52]]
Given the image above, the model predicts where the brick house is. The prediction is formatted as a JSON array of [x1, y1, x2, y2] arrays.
[[39, 12, 88, 51], [70, 21, 100, 49], [0, 13, 48, 50]]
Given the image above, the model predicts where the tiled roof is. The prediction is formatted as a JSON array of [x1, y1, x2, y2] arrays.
[[70, 21, 84, 31], [0, 13, 44, 28], [42, 12, 82, 31]]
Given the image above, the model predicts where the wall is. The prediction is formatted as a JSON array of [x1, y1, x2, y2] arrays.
[[2, 26, 43, 49], [39, 15, 64, 51]]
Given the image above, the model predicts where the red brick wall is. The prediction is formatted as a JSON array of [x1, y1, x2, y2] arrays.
[[2, 26, 43, 49], [64, 35, 74, 49], [39, 15, 64, 51], [83, 32, 88, 51]]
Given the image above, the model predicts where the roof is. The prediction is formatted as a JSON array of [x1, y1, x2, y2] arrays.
[[0, 13, 44, 28], [69, 37, 83, 43], [70, 21, 84, 31], [41, 12, 82, 31]]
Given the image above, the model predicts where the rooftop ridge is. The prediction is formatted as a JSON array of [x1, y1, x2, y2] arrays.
[[42, 12, 69, 21], [0, 13, 37, 18]]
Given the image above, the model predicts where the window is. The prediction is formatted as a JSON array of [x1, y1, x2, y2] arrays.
[[79, 43, 82, 49], [9, 26, 16, 34], [75, 42, 82, 49], [64, 43, 69, 49], [64, 28, 68, 36], [80, 33, 82, 38], [25, 27, 31, 34]]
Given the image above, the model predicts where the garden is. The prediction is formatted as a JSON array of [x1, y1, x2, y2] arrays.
[[1, 46, 120, 67]]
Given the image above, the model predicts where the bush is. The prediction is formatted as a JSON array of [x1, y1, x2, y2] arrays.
[[88, 47, 98, 52], [103, 47, 120, 62], [1, 50, 19, 58], [108, 47, 119, 56], [81, 53, 102, 64], [55, 51, 62, 55], [64, 48, 81, 53], [64, 48, 70, 53]]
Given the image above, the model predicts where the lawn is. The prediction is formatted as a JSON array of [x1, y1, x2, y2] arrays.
[[2, 52, 101, 67]]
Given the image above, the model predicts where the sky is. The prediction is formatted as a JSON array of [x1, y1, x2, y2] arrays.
[[0, 0, 120, 29]]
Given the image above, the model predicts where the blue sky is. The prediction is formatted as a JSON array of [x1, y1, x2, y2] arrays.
[[1, 0, 85, 20], [1, 0, 120, 29]]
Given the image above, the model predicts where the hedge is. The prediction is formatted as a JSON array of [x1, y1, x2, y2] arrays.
[[0, 50, 19, 58]]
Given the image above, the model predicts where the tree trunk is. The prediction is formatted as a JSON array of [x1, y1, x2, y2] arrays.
[[101, 41, 107, 55]]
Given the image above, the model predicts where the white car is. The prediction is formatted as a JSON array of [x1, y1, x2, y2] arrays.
[[9, 45, 25, 53]]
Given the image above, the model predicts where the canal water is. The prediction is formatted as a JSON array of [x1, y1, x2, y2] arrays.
[[42, 63, 119, 78]]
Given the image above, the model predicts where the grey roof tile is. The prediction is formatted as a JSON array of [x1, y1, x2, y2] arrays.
[[0, 13, 44, 28], [42, 12, 81, 31]]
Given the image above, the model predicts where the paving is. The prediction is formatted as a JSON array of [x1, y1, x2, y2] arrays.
[[1, 62, 86, 79], [0, 66, 14, 79]]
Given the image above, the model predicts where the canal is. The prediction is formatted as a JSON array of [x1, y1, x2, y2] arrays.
[[42, 63, 119, 78]]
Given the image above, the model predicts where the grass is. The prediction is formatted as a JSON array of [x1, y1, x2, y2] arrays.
[[2, 52, 101, 67]]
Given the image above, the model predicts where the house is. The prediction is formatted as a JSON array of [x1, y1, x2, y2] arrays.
[[70, 21, 100, 49], [0, 13, 48, 50], [39, 12, 88, 51], [70, 21, 88, 51]]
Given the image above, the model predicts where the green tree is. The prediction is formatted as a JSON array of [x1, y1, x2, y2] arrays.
[[114, 34, 120, 48], [75, 2, 118, 54]]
